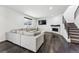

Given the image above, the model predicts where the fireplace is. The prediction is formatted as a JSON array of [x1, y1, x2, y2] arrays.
[[52, 28, 58, 32], [51, 25, 60, 32]]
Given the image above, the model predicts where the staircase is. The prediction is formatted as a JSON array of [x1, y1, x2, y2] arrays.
[[63, 6, 79, 43], [68, 23, 79, 43]]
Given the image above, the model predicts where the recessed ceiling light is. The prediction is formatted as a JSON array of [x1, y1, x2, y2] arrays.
[[49, 6, 53, 10]]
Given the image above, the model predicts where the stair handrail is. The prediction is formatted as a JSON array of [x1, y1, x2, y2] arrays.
[[74, 6, 79, 19]]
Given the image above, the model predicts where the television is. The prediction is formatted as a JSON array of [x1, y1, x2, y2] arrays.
[[38, 20, 46, 25]]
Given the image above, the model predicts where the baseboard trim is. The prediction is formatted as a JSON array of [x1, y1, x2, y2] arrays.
[[0, 40, 8, 44]]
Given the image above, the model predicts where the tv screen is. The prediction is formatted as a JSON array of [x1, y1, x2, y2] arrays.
[[38, 20, 46, 25]]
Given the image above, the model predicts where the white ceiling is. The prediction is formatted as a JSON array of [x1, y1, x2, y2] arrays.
[[6, 5, 69, 18]]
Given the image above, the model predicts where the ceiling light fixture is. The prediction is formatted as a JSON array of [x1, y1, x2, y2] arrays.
[[49, 6, 53, 10]]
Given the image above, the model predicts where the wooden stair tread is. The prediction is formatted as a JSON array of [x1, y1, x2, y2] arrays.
[[71, 40, 79, 43], [69, 33, 79, 36], [69, 30, 79, 32], [68, 26, 77, 27], [69, 31, 79, 33], [69, 28, 79, 30], [71, 39, 79, 41], [70, 35, 79, 37], [70, 36, 79, 39], [67, 23, 77, 28]]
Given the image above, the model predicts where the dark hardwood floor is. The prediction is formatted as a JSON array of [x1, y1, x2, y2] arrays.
[[0, 32, 79, 53]]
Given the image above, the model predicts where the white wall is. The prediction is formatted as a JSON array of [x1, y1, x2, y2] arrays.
[[74, 15, 79, 28], [37, 15, 66, 34], [74, 7, 79, 28], [5, 8, 37, 32], [75, 6, 79, 19], [64, 6, 78, 23], [61, 22, 70, 42], [0, 6, 7, 42], [37, 15, 62, 32]]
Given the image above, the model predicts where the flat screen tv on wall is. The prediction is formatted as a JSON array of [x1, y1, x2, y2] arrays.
[[38, 20, 46, 25]]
